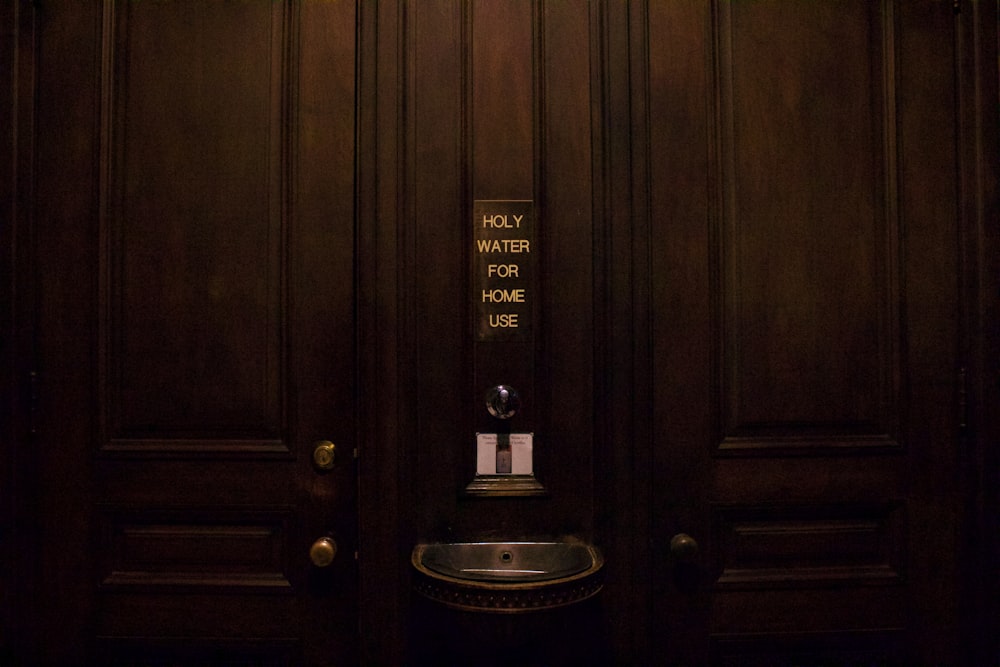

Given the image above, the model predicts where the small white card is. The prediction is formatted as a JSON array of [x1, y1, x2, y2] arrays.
[[476, 432, 533, 475]]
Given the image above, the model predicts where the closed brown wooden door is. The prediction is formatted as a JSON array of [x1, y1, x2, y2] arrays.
[[643, 1, 980, 663], [18, 2, 358, 663]]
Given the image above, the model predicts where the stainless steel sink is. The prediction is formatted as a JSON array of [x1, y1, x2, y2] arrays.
[[414, 541, 600, 582], [411, 540, 604, 612]]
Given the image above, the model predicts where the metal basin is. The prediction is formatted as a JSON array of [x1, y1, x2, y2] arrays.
[[414, 541, 600, 582], [411, 540, 604, 612]]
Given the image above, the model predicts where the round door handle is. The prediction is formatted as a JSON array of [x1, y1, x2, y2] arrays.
[[309, 536, 338, 567], [312, 441, 337, 471], [669, 533, 699, 562]]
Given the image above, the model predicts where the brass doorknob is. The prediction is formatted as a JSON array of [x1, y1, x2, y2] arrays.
[[312, 441, 337, 470], [669, 533, 699, 562], [309, 536, 338, 567]]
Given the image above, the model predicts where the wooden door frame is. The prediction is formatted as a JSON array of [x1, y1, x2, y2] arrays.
[[2, 0, 35, 660], [355, 1, 411, 663], [0, 0, 14, 659], [957, 2, 1000, 662]]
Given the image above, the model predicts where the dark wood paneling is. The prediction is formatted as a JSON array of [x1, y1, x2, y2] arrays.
[[716, 1, 899, 453], [713, 503, 902, 588], [364, 1, 605, 658], [956, 3, 1000, 661], [710, 587, 906, 638], [710, 630, 905, 666], [468, 0, 538, 506], [644, 3, 716, 660], [11, 0, 997, 663], [535, 0, 595, 508], [408, 0, 468, 529], [95, 637, 299, 667], [593, 0, 652, 659], [28, 1, 104, 660], [21, 0, 359, 662], [893, 3, 963, 661], [100, 508, 292, 592], [0, 1, 32, 660], [471, 0, 534, 198], [103, 2, 288, 447], [647, 0, 974, 663], [356, 0, 407, 659], [397, 0, 599, 537]]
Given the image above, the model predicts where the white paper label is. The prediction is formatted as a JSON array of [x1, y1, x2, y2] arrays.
[[476, 432, 533, 475]]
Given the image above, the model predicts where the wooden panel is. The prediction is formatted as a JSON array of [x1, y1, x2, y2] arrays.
[[715, 1, 900, 454], [710, 630, 904, 666], [471, 0, 534, 198], [408, 0, 468, 521], [100, 508, 292, 592], [534, 0, 596, 507], [101, 2, 289, 450], [710, 587, 906, 637], [713, 503, 902, 588], [94, 638, 299, 667]]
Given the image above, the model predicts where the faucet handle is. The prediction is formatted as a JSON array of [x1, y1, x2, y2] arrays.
[[485, 384, 520, 419]]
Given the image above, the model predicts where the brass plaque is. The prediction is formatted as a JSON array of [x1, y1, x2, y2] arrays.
[[473, 200, 534, 341]]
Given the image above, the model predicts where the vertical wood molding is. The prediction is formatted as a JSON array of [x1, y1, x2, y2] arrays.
[[956, 1, 1000, 660], [357, 0, 407, 662], [2, 0, 36, 657], [24, 1, 105, 658], [594, 0, 653, 660]]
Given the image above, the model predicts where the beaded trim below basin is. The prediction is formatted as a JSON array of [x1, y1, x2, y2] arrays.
[[412, 572, 604, 613], [410, 542, 605, 613]]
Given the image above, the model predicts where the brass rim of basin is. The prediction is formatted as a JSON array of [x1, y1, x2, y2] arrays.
[[410, 541, 605, 613], [410, 541, 604, 591]]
